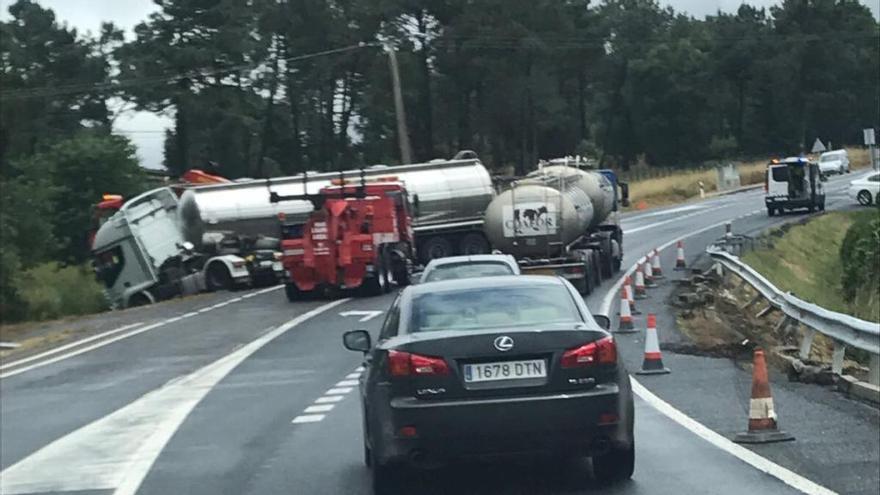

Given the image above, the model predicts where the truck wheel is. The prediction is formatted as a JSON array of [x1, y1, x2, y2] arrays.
[[362, 257, 388, 296], [392, 260, 411, 287], [767, 207, 775, 217], [128, 292, 153, 307], [458, 233, 489, 255], [419, 237, 453, 264], [206, 263, 233, 291], [284, 283, 300, 302], [857, 190, 873, 206]]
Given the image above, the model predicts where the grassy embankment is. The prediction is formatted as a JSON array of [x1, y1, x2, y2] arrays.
[[2, 263, 107, 324], [742, 210, 879, 323], [625, 147, 871, 209]]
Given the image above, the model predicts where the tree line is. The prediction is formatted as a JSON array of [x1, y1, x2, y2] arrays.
[[0, 0, 878, 319]]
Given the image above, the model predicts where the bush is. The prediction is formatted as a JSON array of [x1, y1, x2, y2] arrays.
[[840, 213, 880, 303], [12, 263, 108, 322]]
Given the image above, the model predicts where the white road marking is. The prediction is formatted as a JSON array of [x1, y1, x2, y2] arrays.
[[632, 380, 836, 495], [624, 205, 728, 234], [304, 404, 335, 413], [314, 395, 345, 404], [601, 217, 837, 495], [325, 387, 353, 395], [164, 317, 182, 324], [345, 372, 361, 379], [292, 414, 325, 424], [198, 307, 212, 313], [0, 322, 143, 372], [339, 310, 384, 322], [355, 366, 365, 372], [335, 380, 359, 387], [183, 312, 199, 318], [0, 298, 350, 495]]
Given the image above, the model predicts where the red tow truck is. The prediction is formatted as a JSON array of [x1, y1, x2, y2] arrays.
[[271, 178, 416, 301]]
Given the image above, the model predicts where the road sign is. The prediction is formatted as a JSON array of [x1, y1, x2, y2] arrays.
[[810, 138, 826, 153], [340, 310, 384, 322], [864, 128, 876, 146]]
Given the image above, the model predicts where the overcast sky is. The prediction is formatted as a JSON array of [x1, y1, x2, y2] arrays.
[[3, 0, 879, 169]]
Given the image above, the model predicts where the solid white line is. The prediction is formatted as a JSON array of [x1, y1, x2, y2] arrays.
[[163, 317, 182, 324], [182, 312, 199, 318], [325, 387, 353, 395], [291, 414, 325, 424], [631, 380, 837, 495], [198, 307, 212, 313], [625, 205, 728, 234], [335, 380, 359, 387], [314, 395, 345, 404], [304, 404, 335, 413], [0, 322, 143, 372]]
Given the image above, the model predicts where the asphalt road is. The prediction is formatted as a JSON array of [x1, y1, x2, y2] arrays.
[[0, 170, 876, 495]]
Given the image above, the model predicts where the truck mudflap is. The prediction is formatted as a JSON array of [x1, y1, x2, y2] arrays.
[[519, 262, 586, 280]]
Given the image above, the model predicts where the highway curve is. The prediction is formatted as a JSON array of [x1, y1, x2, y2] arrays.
[[0, 171, 875, 495]]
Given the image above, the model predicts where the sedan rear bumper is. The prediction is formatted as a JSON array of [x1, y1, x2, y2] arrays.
[[370, 383, 632, 465]]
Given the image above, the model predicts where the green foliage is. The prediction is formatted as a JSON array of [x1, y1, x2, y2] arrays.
[[13, 262, 108, 321], [840, 212, 880, 304]]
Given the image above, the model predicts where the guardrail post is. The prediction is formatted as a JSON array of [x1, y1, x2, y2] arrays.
[[798, 326, 815, 361], [831, 340, 846, 375], [869, 354, 880, 387]]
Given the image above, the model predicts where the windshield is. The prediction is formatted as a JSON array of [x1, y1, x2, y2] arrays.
[[820, 154, 840, 162], [423, 261, 514, 282], [410, 284, 580, 332]]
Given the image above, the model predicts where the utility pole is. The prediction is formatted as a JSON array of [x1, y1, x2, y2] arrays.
[[384, 44, 413, 164]]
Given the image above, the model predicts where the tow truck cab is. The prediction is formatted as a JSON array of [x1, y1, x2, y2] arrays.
[[764, 157, 825, 216]]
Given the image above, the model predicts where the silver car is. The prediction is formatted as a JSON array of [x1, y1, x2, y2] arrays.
[[418, 254, 520, 284]]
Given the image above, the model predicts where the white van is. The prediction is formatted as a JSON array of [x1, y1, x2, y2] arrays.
[[818, 149, 850, 175], [764, 157, 825, 216]]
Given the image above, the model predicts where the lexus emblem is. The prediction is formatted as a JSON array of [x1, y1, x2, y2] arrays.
[[494, 336, 514, 352]]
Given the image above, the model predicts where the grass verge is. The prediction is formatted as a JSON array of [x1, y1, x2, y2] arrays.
[[2, 262, 108, 324], [743, 210, 879, 322]]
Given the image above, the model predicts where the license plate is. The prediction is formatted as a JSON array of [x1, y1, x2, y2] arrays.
[[463, 359, 546, 383]]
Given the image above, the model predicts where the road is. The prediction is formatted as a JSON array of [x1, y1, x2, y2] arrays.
[[0, 171, 875, 495]]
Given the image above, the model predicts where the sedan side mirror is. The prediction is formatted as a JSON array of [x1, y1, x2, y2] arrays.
[[343, 330, 371, 353], [593, 315, 611, 331]]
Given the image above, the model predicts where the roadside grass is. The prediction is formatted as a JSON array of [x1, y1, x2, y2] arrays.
[[625, 146, 871, 209], [742, 210, 879, 322], [10, 262, 108, 322]]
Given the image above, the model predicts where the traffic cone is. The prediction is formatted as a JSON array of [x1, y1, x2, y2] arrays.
[[644, 259, 658, 288], [674, 241, 687, 270], [651, 248, 664, 278], [624, 276, 641, 314], [636, 314, 670, 375], [734, 349, 795, 444], [634, 267, 647, 299], [616, 288, 638, 334]]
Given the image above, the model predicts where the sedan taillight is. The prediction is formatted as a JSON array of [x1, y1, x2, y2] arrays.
[[561, 336, 617, 368], [388, 350, 450, 376]]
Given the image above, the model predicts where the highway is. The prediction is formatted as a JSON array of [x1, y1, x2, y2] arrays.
[[0, 171, 876, 495]]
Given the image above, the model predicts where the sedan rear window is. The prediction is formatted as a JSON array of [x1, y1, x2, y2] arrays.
[[410, 285, 580, 332], [423, 262, 514, 282], [770, 166, 789, 182]]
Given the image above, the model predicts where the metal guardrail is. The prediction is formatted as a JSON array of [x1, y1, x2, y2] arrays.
[[706, 244, 880, 386]]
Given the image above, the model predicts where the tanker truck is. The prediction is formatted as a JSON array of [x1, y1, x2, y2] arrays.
[[92, 153, 495, 308], [483, 158, 629, 295]]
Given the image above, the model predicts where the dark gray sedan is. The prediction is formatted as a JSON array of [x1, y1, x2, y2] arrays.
[[343, 275, 635, 493]]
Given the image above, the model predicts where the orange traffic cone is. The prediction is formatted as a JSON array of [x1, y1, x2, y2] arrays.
[[617, 288, 638, 334], [634, 266, 647, 299], [674, 240, 687, 270], [624, 276, 641, 314], [644, 259, 658, 288], [636, 314, 670, 375], [734, 349, 795, 444], [651, 248, 664, 278]]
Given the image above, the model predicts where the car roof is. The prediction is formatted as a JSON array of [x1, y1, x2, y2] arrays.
[[424, 254, 515, 268], [820, 150, 845, 156], [407, 274, 563, 296]]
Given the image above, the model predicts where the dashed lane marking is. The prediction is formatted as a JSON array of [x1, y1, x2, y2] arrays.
[[345, 373, 361, 379], [335, 380, 360, 387], [0, 298, 350, 495], [325, 387, 354, 395], [291, 368, 362, 425], [291, 414, 326, 424], [304, 404, 336, 413], [315, 396, 345, 404]]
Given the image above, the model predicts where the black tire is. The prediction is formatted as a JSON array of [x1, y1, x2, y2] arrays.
[[128, 292, 152, 307], [362, 254, 388, 296], [767, 207, 775, 217], [419, 236, 454, 264], [284, 282, 299, 302], [591, 251, 602, 287], [391, 259, 411, 287], [820, 200, 826, 211], [363, 440, 372, 468], [857, 190, 873, 206], [592, 443, 635, 484], [808, 203, 815, 213], [458, 233, 490, 256], [206, 263, 233, 291], [572, 272, 590, 295]]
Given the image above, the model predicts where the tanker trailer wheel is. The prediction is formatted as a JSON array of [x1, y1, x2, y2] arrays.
[[206, 263, 233, 292], [419, 237, 454, 264], [573, 258, 593, 296], [458, 233, 490, 256], [591, 251, 603, 287]]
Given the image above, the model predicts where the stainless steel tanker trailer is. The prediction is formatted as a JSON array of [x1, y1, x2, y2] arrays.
[[483, 158, 629, 295], [92, 153, 495, 308]]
